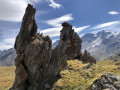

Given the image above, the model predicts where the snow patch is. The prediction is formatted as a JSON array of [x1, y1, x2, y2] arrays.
[[92, 37, 102, 47], [106, 32, 119, 38], [112, 32, 119, 36], [94, 34, 98, 37]]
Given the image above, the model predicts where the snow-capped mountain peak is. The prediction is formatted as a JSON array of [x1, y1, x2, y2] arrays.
[[82, 30, 120, 60]]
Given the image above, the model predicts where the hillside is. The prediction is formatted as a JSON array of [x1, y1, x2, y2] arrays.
[[1, 60, 120, 90], [0, 66, 15, 90], [53, 60, 120, 89]]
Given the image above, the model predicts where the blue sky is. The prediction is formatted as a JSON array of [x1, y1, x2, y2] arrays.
[[0, 0, 120, 50]]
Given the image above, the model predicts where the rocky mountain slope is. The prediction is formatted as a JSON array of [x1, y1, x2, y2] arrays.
[[0, 48, 16, 66], [52, 40, 59, 48], [82, 30, 120, 60], [51, 30, 120, 60], [0, 50, 2, 55]]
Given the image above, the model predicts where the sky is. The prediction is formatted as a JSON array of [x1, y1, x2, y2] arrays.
[[0, 0, 120, 50]]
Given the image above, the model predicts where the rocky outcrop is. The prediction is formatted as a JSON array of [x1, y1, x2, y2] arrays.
[[11, 4, 51, 90], [81, 50, 96, 64], [91, 73, 120, 90], [60, 22, 82, 60], [10, 4, 52, 90], [10, 4, 83, 90]]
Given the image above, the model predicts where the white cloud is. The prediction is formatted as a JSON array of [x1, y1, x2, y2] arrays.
[[74, 25, 90, 33], [40, 26, 90, 37], [32, 0, 62, 9], [79, 34, 84, 37], [49, 0, 62, 9], [0, 38, 15, 50], [44, 14, 74, 27], [41, 28, 61, 37], [41, 14, 90, 38], [0, 0, 28, 22], [52, 39, 59, 43], [108, 11, 119, 15], [0, 44, 13, 50], [33, 0, 41, 2], [91, 21, 120, 34], [0, 0, 50, 22], [98, 21, 120, 32], [92, 21, 119, 29], [3, 38, 15, 45], [0, 0, 62, 22]]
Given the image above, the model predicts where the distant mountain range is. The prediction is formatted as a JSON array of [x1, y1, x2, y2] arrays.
[[52, 30, 120, 60], [52, 40, 59, 48], [0, 30, 120, 66], [0, 48, 16, 66], [82, 30, 120, 60]]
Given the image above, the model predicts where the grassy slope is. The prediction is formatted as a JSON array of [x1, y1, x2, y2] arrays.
[[53, 60, 120, 90], [0, 60, 120, 90], [0, 66, 15, 90]]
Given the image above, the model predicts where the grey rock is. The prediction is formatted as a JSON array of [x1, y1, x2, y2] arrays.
[[91, 73, 120, 90]]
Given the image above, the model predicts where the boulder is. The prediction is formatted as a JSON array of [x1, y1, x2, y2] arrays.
[[91, 73, 120, 90]]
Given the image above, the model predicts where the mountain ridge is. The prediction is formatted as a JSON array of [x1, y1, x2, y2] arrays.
[[0, 30, 120, 66], [82, 30, 120, 60], [52, 30, 120, 60]]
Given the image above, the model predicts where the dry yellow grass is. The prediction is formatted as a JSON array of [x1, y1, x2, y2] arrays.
[[0, 66, 15, 90], [53, 60, 120, 90], [0, 60, 120, 90]]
